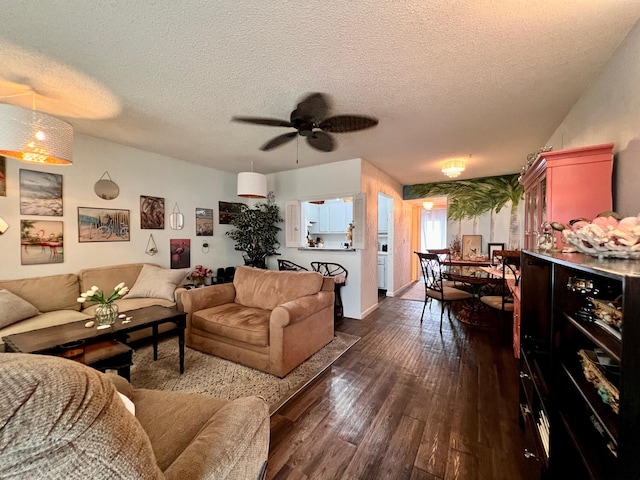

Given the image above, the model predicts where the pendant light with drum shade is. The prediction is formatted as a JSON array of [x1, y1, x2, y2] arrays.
[[237, 161, 267, 198], [0, 94, 73, 165]]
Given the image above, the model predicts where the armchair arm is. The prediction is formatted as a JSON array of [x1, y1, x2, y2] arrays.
[[163, 396, 269, 480], [182, 284, 236, 316], [271, 291, 334, 329]]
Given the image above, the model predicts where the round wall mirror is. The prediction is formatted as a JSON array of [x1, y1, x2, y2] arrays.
[[94, 172, 119, 200]]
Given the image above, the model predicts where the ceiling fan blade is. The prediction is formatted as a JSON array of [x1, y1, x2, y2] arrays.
[[260, 132, 297, 151], [291, 93, 330, 124], [232, 116, 293, 128], [319, 115, 378, 133], [307, 131, 335, 152]]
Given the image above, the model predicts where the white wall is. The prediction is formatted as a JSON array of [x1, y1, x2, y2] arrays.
[[267, 158, 362, 318], [547, 19, 640, 216], [361, 160, 412, 311], [0, 134, 243, 280]]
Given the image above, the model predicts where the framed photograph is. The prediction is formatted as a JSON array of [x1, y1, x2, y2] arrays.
[[20, 169, 63, 216], [20, 220, 63, 265], [462, 235, 482, 260], [140, 195, 165, 229], [196, 208, 213, 236], [78, 207, 130, 242], [170, 239, 190, 269], [488, 242, 505, 264], [219, 201, 244, 225]]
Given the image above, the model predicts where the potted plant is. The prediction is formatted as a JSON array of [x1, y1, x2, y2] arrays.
[[226, 192, 283, 269]]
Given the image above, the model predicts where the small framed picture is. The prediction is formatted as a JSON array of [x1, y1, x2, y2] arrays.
[[20, 220, 64, 265], [462, 235, 482, 260], [78, 207, 130, 242], [196, 208, 213, 236], [488, 242, 505, 264], [140, 195, 165, 229]]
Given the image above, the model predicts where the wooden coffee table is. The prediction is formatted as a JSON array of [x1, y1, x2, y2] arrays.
[[3, 305, 186, 374]]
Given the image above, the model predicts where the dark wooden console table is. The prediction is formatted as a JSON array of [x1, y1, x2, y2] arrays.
[[3, 305, 186, 374]]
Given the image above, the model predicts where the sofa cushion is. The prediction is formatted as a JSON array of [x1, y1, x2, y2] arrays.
[[0, 273, 81, 313], [192, 303, 270, 347], [0, 288, 40, 328], [126, 264, 189, 302], [78, 263, 145, 295], [0, 353, 163, 479], [233, 266, 324, 311], [0, 310, 93, 344]]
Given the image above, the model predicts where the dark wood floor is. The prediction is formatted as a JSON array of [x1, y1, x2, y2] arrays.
[[267, 295, 533, 480]]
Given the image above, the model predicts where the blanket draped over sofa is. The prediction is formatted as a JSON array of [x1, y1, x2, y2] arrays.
[[182, 266, 335, 377]]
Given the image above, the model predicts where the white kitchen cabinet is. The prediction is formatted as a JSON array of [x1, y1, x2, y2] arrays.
[[316, 202, 353, 233], [377, 255, 387, 289]]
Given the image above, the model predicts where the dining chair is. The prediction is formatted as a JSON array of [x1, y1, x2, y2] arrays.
[[415, 252, 473, 331], [310, 262, 348, 321], [426, 248, 452, 263], [277, 259, 308, 271], [426, 248, 457, 287], [479, 251, 521, 323]]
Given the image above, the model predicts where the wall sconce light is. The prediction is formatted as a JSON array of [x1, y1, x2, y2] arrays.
[[441, 158, 466, 179], [237, 162, 267, 198], [0, 103, 73, 165], [422, 201, 434, 210]]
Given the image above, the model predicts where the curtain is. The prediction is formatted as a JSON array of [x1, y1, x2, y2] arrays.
[[420, 208, 447, 251]]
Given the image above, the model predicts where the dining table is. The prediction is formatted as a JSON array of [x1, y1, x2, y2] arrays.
[[440, 263, 504, 326]]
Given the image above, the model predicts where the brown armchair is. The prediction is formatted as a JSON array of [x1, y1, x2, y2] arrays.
[[182, 266, 335, 377]]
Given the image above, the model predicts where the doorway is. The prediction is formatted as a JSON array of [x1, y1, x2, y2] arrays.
[[377, 193, 394, 297]]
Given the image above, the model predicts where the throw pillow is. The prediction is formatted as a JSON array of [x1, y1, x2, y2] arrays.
[[125, 264, 189, 302], [0, 289, 40, 329]]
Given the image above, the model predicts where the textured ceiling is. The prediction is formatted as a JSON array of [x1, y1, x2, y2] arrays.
[[1, 1, 639, 186]]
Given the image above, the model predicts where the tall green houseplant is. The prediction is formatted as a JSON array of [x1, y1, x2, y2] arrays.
[[226, 193, 283, 268]]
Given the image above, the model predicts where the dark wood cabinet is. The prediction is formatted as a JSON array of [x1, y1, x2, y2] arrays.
[[520, 143, 613, 250], [519, 250, 640, 479]]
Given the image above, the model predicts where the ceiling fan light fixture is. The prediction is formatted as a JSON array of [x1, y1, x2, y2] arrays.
[[237, 171, 267, 198], [0, 103, 73, 165], [441, 159, 465, 179]]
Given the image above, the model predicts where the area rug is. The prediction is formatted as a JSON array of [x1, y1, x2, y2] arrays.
[[130, 331, 360, 414], [398, 281, 425, 301]]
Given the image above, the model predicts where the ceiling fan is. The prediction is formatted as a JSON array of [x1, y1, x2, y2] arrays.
[[232, 92, 378, 152]]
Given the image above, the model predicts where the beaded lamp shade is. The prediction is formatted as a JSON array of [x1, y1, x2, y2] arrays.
[[0, 104, 73, 165]]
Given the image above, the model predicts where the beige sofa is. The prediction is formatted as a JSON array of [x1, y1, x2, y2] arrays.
[[0, 263, 188, 346], [183, 266, 334, 377], [0, 353, 269, 479]]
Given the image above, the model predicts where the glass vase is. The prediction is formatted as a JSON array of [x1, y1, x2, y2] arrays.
[[95, 303, 119, 329]]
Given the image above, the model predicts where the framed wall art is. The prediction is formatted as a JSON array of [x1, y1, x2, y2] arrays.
[[78, 207, 130, 242], [140, 195, 165, 229], [20, 219, 63, 265], [196, 208, 213, 235], [218, 201, 243, 225], [488, 242, 505, 264], [462, 235, 482, 260], [170, 238, 190, 269], [20, 169, 63, 216]]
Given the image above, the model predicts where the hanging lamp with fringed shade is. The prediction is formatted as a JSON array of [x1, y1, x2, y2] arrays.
[[0, 104, 73, 165]]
